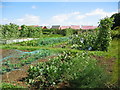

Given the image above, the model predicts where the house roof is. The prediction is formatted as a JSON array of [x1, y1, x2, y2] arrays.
[[34, 25, 39, 27], [59, 26, 70, 29], [60, 25, 80, 30], [18, 27, 21, 30], [51, 25, 60, 29], [81, 26, 97, 30], [70, 25, 80, 29]]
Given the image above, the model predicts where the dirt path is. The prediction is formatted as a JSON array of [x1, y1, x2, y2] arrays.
[[0, 49, 22, 58], [92, 55, 116, 74]]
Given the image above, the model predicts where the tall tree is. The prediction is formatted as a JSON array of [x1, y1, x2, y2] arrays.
[[111, 13, 120, 30]]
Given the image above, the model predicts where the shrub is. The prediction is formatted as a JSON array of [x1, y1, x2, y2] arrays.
[[69, 32, 98, 50], [1, 23, 20, 39], [111, 26, 120, 39], [42, 29, 54, 35], [19, 25, 42, 38], [27, 26, 42, 38], [65, 28, 73, 36], [93, 17, 114, 51]]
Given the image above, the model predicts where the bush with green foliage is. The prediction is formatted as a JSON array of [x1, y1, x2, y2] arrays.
[[94, 17, 114, 51], [69, 32, 98, 50], [65, 28, 73, 36], [19, 25, 29, 37], [27, 26, 42, 38], [0, 23, 42, 39], [1, 23, 20, 39], [70, 17, 114, 51], [0, 24, 3, 38], [53, 29, 66, 36], [42, 29, 55, 34], [26, 51, 108, 88], [111, 13, 120, 30], [19, 25, 42, 38], [111, 26, 120, 39]]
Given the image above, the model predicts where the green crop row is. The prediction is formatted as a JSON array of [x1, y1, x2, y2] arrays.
[[14, 37, 69, 46], [26, 51, 109, 88], [0, 49, 56, 74]]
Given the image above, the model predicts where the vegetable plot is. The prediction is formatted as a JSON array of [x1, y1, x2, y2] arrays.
[[0, 49, 56, 74], [69, 17, 114, 51], [15, 37, 69, 46], [26, 51, 108, 88], [69, 32, 98, 50]]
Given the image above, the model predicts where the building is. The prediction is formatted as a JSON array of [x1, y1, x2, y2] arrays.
[[42, 26, 47, 29], [51, 25, 60, 29], [70, 25, 80, 29], [18, 27, 21, 30], [34, 25, 39, 27], [59, 25, 80, 30], [46, 26, 51, 29], [59, 26, 70, 29], [81, 26, 97, 30]]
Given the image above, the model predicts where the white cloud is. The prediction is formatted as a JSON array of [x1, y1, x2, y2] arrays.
[[2, 8, 117, 26], [15, 14, 40, 25], [51, 14, 70, 23], [3, 18, 8, 21], [2, 14, 40, 25], [75, 15, 86, 20], [2, 18, 11, 24], [70, 12, 80, 15], [48, 8, 117, 26], [85, 8, 117, 18], [50, 12, 85, 25], [32, 5, 37, 9]]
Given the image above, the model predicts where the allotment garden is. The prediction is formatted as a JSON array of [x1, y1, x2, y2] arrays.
[[0, 17, 119, 89]]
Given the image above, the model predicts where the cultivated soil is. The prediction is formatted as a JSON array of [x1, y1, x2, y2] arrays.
[[1, 49, 57, 87], [1, 49, 117, 88]]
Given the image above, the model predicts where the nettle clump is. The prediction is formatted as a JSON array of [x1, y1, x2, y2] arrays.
[[94, 17, 114, 51]]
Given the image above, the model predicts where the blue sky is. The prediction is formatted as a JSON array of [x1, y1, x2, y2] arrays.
[[1, 1, 118, 26]]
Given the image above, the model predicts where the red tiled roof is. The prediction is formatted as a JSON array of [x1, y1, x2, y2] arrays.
[[81, 26, 97, 30], [70, 25, 80, 29], [60, 25, 80, 30], [34, 25, 39, 27], [18, 27, 21, 30]]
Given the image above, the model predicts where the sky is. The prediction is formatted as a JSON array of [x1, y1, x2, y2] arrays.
[[0, 1, 119, 26]]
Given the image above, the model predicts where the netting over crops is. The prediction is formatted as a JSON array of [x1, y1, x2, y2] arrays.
[[14, 37, 69, 46], [0, 49, 59, 74]]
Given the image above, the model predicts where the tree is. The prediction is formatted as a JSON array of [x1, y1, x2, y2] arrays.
[[94, 17, 114, 51], [20, 25, 29, 37], [111, 13, 120, 30], [2, 23, 19, 39]]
